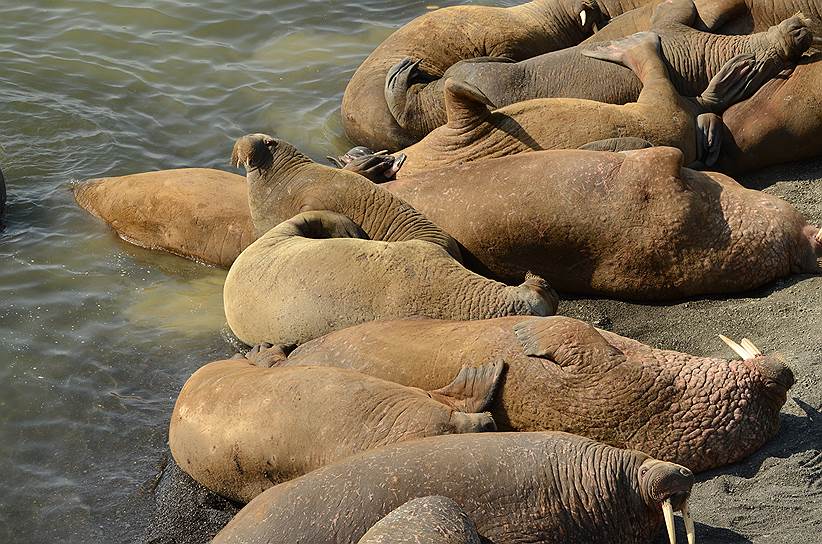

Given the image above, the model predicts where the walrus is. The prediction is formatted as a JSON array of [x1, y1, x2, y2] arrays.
[[0, 166, 6, 227], [341, 0, 655, 151], [273, 315, 794, 473], [339, 31, 768, 177], [357, 496, 482, 544], [383, 5, 814, 139], [73, 168, 254, 268], [223, 210, 557, 347], [169, 356, 502, 503], [212, 432, 696, 544], [71, 144, 822, 300]]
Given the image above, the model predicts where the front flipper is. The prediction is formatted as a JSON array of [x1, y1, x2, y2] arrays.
[[385, 57, 436, 130], [429, 360, 505, 413], [513, 317, 624, 372], [579, 137, 654, 153], [695, 53, 759, 113], [245, 343, 289, 368], [695, 112, 723, 167]]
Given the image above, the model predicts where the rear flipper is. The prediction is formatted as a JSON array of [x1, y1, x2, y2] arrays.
[[579, 137, 654, 153], [443, 78, 496, 127], [385, 57, 437, 130], [245, 343, 289, 368], [695, 53, 759, 113], [429, 360, 505, 413], [581, 31, 661, 75], [695, 112, 723, 167]]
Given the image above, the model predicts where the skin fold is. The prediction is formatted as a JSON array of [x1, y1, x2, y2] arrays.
[[386, 6, 812, 139], [357, 496, 482, 544], [212, 432, 695, 544], [169, 358, 501, 504], [341, 0, 654, 151], [223, 210, 557, 347], [73, 168, 255, 268], [346, 31, 768, 176], [283, 315, 795, 472]]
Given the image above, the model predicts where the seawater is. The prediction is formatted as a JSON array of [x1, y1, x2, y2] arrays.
[[0, 1, 514, 541]]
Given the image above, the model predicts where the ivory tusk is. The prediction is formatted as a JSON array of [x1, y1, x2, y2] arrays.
[[815, 228, 822, 242], [741, 338, 762, 356], [580, 9, 587, 26], [373, 150, 389, 156], [682, 501, 696, 544], [662, 498, 677, 544], [718, 334, 751, 360]]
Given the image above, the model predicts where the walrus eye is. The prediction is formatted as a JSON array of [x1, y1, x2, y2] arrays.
[[640, 467, 649, 478], [263, 138, 277, 149]]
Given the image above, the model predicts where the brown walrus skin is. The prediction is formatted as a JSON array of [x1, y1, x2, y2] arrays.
[[223, 210, 557, 347], [72, 144, 822, 300], [341, 0, 655, 151], [363, 31, 764, 177], [384, 7, 813, 143], [280, 315, 795, 473], [212, 431, 695, 544], [73, 168, 255, 268], [169, 357, 502, 504], [357, 496, 482, 544]]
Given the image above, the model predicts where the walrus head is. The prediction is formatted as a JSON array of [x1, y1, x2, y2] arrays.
[[231, 133, 279, 171], [637, 459, 695, 544]]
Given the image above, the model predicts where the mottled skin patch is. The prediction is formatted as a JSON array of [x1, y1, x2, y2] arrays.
[[357, 496, 482, 544], [286, 315, 795, 472]]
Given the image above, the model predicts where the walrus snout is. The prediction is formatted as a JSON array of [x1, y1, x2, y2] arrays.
[[231, 133, 278, 171]]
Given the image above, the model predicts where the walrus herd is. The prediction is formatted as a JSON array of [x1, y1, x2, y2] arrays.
[[69, 0, 822, 542]]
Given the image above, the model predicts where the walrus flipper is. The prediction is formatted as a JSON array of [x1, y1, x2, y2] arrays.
[[696, 113, 724, 167], [245, 343, 289, 368], [430, 360, 505, 413], [513, 318, 624, 370], [443, 79, 496, 127], [385, 57, 437, 130], [695, 53, 760, 113], [649, 0, 698, 29], [579, 137, 654, 153]]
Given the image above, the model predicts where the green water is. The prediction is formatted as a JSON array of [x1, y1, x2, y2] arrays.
[[0, 1, 510, 541]]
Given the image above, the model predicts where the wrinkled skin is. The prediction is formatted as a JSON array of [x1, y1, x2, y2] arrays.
[[0, 167, 6, 228], [391, 7, 812, 136], [342, 0, 654, 151], [383, 147, 822, 299], [717, 54, 822, 173], [230, 133, 462, 261], [169, 358, 500, 504], [73, 168, 255, 268], [365, 32, 765, 177], [357, 496, 482, 544], [285, 316, 795, 472], [213, 432, 694, 544], [223, 210, 557, 347]]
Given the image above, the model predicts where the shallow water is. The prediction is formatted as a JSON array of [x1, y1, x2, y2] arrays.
[[0, 1, 518, 541]]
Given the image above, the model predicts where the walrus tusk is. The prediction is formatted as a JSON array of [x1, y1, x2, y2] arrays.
[[741, 338, 762, 356], [580, 10, 587, 26], [682, 501, 696, 544], [662, 498, 676, 544], [815, 228, 822, 242], [719, 334, 751, 359], [373, 150, 389, 156]]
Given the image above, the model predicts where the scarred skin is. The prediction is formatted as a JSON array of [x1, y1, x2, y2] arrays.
[[213, 432, 694, 544], [342, 0, 654, 151], [357, 496, 482, 544], [383, 147, 822, 299], [283, 315, 795, 473], [717, 54, 822, 174], [73, 168, 255, 268], [223, 210, 557, 347], [169, 358, 500, 504], [391, 9, 812, 136]]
